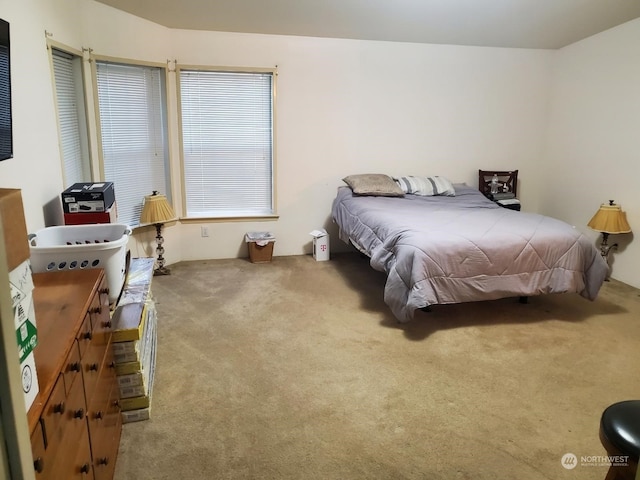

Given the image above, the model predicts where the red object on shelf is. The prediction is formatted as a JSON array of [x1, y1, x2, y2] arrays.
[[64, 204, 117, 225]]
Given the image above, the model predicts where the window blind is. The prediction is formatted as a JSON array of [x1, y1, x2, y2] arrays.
[[52, 48, 90, 186], [0, 43, 10, 159], [96, 61, 170, 226], [179, 70, 273, 218]]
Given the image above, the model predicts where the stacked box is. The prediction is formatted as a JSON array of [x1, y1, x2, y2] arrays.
[[113, 302, 156, 411], [61, 182, 115, 213], [64, 202, 118, 225], [112, 257, 157, 423], [1, 189, 39, 411]]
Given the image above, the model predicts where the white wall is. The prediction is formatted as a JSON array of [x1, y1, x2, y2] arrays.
[[0, 0, 67, 231], [543, 17, 640, 288], [169, 30, 553, 260], [10, 0, 639, 288], [0, 0, 554, 267]]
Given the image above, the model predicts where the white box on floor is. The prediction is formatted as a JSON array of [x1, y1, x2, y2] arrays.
[[309, 229, 330, 261]]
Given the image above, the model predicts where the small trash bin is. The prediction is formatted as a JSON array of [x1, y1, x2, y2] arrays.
[[245, 232, 275, 263]]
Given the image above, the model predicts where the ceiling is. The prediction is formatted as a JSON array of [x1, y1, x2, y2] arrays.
[[94, 0, 640, 49]]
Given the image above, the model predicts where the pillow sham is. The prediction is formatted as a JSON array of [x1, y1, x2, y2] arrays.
[[342, 174, 405, 197], [394, 176, 456, 196]]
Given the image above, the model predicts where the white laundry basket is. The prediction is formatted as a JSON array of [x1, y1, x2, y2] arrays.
[[29, 223, 131, 304]]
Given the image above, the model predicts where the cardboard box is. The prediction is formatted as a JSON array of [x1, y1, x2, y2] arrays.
[[310, 229, 330, 261], [14, 292, 37, 362], [112, 302, 146, 342], [0, 189, 30, 271], [121, 408, 150, 423], [9, 259, 35, 308], [20, 351, 39, 411], [61, 182, 115, 213], [117, 371, 145, 388], [64, 203, 117, 225], [8, 258, 38, 411], [1, 193, 38, 412]]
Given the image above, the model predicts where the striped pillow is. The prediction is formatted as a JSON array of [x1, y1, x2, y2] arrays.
[[394, 176, 456, 196]]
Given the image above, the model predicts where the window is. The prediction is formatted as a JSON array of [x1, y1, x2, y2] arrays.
[[51, 47, 91, 185], [0, 18, 12, 161], [178, 68, 275, 218], [95, 60, 170, 226]]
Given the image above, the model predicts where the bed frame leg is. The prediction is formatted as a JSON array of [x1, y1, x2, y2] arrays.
[[519, 296, 529, 304]]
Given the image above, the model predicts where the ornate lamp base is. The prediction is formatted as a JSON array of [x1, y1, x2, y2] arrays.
[[153, 223, 171, 276], [153, 265, 171, 276], [599, 232, 618, 282]]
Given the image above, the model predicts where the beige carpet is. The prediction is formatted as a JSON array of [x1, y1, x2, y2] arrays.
[[113, 253, 640, 480]]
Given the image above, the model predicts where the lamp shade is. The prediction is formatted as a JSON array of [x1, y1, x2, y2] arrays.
[[587, 202, 632, 234], [140, 191, 176, 225]]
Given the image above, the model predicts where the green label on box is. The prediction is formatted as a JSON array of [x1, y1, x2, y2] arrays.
[[16, 320, 37, 363]]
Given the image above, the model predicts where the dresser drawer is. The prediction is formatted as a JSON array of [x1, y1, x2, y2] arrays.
[[34, 371, 88, 480], [40, 374, 66, 447], [91, 382, 122, 480], [62, 339, 82, 397], [89, 279, 112, 334], [76, 314, 93, 359], [31, 420, 46, 477], [51, 419, 93, 480], [70, 427, 94, 480], [87, 341, 118, 441], [84, 286, 113, 406], [83, 340, 105, 406]]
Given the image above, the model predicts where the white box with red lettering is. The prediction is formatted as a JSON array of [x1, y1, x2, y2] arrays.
[[309, 229, 330, 261]]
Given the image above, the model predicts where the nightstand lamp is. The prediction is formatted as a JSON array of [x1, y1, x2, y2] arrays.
[[140, 191, 176, 276], [587, 200, 632, 259]]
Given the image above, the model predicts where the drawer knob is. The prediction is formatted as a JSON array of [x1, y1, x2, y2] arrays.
[[91, 306, 102, 314], [100, 287, 110, 295], [97, 457, 109, 466], [34, 457, 44, 473], [113, 399, 120, 410], [94, 410, 104, 420], [109, 361, 116, 369], [69, 361, 81, 372], [83, 331, 92, 341], [53, 401, 65, 414], [73, 408, 85, 419], [80, 463, 91, 474], [103, 320, 112, 328], [89, 363, 99, 371]]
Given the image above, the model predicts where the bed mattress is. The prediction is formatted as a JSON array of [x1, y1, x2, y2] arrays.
[[331, 184, 608, 322]]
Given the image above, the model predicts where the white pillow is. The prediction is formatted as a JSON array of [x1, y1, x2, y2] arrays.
[[394, 176, 456, 196]]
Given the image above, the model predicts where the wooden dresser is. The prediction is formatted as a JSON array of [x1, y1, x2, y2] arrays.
[[28, 269, 122, 480]]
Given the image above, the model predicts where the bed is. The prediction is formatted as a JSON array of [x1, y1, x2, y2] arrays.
[[331, 180, 609, 323]]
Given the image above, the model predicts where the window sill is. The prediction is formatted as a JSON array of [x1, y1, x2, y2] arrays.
[[179, 215, 279, 223]]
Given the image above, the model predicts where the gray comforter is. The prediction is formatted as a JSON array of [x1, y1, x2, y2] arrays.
[[331, 184, 608, 322]]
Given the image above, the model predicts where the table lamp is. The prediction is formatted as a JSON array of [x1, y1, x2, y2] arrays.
[[587, 200, 632, 259], [140, 191, 176, 276]]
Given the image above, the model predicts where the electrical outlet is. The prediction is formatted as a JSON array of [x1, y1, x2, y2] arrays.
[[201, 226, 209, 237]]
